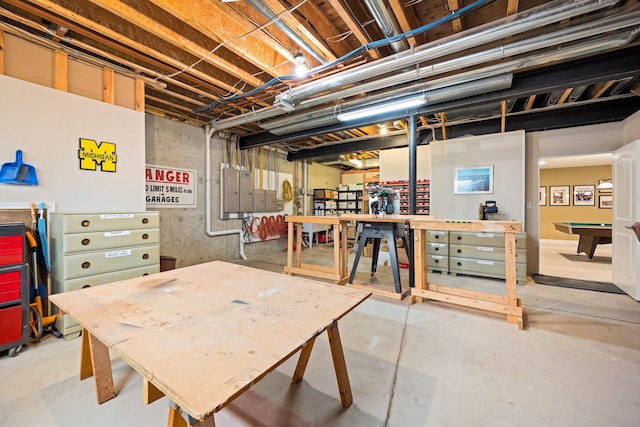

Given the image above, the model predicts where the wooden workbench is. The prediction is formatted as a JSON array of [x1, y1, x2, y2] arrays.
[[284, 215, 350, 284], [410, 219, 524, 329], [49, 261, 371, 426]]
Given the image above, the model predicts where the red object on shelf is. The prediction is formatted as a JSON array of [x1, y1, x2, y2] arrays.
[[317, 233, 331, 243]]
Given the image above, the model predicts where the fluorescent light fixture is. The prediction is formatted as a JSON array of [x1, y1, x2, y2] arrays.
[[337, 95, 426, 122]]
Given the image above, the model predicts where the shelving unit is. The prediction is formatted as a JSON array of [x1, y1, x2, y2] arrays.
[[337, 184, 363, 214], [381, 179, 430, 215], [313, 189, 338, 216]]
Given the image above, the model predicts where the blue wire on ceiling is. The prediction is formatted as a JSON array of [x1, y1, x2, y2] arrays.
[[193, 0, 495, 114]]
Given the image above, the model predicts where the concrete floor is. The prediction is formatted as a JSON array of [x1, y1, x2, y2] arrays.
[[1, 243, 639, 426]]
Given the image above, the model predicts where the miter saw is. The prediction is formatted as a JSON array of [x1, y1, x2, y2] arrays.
[[366, 184, 400, 215]]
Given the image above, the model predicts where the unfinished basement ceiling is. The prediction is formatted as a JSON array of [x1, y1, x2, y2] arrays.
[[2, 0, 639, 164]]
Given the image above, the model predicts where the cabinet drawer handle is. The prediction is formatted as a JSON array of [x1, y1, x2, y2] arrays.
[[82, 262, 91, 269], [142, 218, 149, 224], [142, 233, 149, 240], [434, 259, 439, 264], [457, 236, 462, 240], [142, 253, 149, 260], [457, 262, 462, 266], [457, 249, 461, 253], [434, 235, 440, 239], [81, 284, 91, 289], [82, 238, 91, 246], [143, 273, 149, 276], [434, 247, 439, 252], [81, 220, 91, 228]]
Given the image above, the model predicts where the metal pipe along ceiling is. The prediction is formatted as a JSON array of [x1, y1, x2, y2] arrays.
[[274, 0, 619, 105], [245, 0, 327, 64], [211, 0, 621, 132], [266, 74, 514, 136], [260, 25, 638, 135], [363, 0, 409, 53]]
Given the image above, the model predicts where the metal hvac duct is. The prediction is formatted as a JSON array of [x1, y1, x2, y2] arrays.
[[260, 27, 638, 135], [274, 0, 619, 106], [263, 74, 513, 135], [211, 0, 621, 132], [364, 0, 409, 53]]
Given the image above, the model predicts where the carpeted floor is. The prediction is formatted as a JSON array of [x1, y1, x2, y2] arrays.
[[532, 274, 625, 294]]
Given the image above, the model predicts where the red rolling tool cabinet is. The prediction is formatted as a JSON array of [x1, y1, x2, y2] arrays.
[[0, 222, 29, 357]]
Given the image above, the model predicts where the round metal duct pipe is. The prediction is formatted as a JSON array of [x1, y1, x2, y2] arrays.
[[211, 0, 621, 132], [275, 0, 619, 105]]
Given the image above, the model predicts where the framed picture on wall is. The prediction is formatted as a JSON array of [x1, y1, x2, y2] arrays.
[[597, 179, 613, 193], [539, 186, 546, 206], [549, 185, 570, 206], [454, 166, 494, 194], [599, 195, 613, 209], [573, 185, 595, 206]]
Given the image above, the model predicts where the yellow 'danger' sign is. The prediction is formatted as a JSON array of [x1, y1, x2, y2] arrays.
[[78, 138, 117, 172]]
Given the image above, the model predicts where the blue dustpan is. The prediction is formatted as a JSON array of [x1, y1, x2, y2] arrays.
[[0, 150, 38, 185]]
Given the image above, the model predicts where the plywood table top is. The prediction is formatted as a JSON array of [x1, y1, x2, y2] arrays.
[[50, 261, 371, 422]]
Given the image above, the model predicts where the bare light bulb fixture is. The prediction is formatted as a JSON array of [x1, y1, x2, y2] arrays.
[[294, 52, 307, 77]]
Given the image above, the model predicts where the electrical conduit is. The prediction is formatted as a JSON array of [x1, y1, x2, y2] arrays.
[[205, 125, 247, 260]]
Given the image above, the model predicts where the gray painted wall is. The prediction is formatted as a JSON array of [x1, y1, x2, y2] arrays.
[[144, 115, 342, 267]]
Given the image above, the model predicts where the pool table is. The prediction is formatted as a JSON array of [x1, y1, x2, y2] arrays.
[[553, 222, 612, 259]]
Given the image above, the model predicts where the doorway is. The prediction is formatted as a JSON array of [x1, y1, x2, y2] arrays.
[[538, 153, 613, 282]]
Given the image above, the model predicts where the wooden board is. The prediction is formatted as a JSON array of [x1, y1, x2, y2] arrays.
[[410, 219, 521, 233], [338, 214, 421, 223], [49, 261, 371, 422]]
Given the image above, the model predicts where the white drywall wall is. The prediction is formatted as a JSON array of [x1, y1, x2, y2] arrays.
[[0, 75, 146, 213]]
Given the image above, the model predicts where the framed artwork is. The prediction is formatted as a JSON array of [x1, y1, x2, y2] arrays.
[[454, 166, 494, 194], [549, 185, 570, 206], [573, 185, 595, 206], [597, 179, 613, 192], [539, 186, 546, 206], [599, 195, 613, 209]]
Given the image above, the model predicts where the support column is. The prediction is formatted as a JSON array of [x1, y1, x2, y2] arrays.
[[408, 114, 417, 288]]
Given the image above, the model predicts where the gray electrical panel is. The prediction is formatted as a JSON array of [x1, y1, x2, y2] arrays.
[[276, 198, 284, 211], [253, 189, 266, 212], [223, 168, 239, 213], [265, 190, 277, 212], [239, 170, 253, 212]]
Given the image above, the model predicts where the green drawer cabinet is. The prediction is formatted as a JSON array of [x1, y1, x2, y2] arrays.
[[426, 241, 449, 273], [449, 231, 527, 284], [51, 212, 160, 339]]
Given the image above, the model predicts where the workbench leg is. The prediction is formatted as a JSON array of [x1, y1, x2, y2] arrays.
[[327, 322, 353, 408], [286, 222, 294, 275], [168, 405, 215, 427], [168, 406, 188, 427], [80, 328, 93, 380], [144, 378, 165, 404], [292, 337, 316, 383], [86, 330, 116, 404]]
